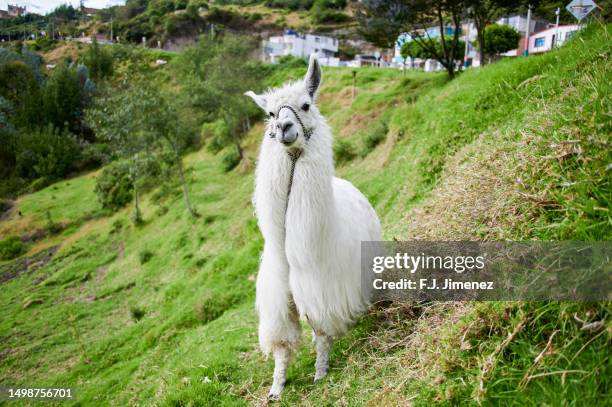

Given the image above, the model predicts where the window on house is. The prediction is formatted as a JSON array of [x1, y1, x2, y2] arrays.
[[534, 37, 545, 47]]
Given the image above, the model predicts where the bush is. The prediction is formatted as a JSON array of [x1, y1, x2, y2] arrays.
[[202, 120, 230, 153], [222, 147, 241, 172], [129, 305, 146, 321], [42, 63, 84, 131], [28, 37, 57, 52], [15, 125, 81, 180], [95, 161, 133, 211], [28, 177, 52, 193], [483, 24, 522, 56], [265, 0, 313, 10], [247, 12, 263, 22], [0, 235, 25, 261], [82, 38, 113, 82], [311, 0, 349, 24], [362, 120, 388, 155], [77, 142, 112, 170], [139, 249, 154, 264], [0, 199, 11, 215], [334, 139, 357, 164]]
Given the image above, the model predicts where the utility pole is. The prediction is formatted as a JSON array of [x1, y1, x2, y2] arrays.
[[464, 21, 470, 69], [523, 4, 532, 56], [351, 70, 357, 102], [110, 17, 113, 43], [554, 7, 560, 48]]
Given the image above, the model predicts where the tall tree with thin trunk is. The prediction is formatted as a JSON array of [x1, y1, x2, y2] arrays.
[[87, 75, 198, 220], [356, 0, 467, 79], [467, 0, 522, 67]]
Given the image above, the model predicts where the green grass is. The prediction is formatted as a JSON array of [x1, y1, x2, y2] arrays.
[[0, 24, 610, 406]]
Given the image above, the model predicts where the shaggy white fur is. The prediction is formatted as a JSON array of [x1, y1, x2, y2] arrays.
[[245, 55, 381, 400]]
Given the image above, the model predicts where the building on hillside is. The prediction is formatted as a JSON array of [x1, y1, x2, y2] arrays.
[[344, 54, 384, 68], [464, 14, 550, 65], [526, 24, 582, 54], [496, 14, 549, 56], [8, 4, 25, 17], [263, 30, 339, 66], [393, 12, 569, 70], [0, 4, 26, 19], [82, 7, 100, 17], [392, 24, 462, 66]]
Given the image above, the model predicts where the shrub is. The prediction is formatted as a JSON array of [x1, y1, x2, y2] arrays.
[[28, 37, 57, 52], [95, 161, 133, 211], [311, 0, 349, 24], [41, 63, 85, 132], [78, 142, 112, 170], [129, 305, 146, 321], [15, 125, 81, 180], [483, 24, 521, 56], [83, 38, 113, 82], [0, 199, 11, 215], [45, 211, 62, 234], [247, 12, 263, 22], [139, 249, 154, 264], [0, 235, 25, 261], [222, 147, 241, 172], [362, 120, 388, 155], [265, 0, 313, 10], [28, 177, 52, 193], [334, 139, 357, 164], [202, 120, 230, 153]]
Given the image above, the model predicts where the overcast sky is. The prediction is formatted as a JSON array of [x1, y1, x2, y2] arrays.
[[3, 0, 125, 15]]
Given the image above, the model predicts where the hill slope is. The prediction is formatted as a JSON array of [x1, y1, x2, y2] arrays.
[[0, 24, 610, 406]]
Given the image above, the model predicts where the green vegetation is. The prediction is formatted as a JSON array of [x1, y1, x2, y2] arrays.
[[0, 46, 100, 197], [0, 235, 25, 260], [0, 24, 609, 406], [482, 23, 522, 56]]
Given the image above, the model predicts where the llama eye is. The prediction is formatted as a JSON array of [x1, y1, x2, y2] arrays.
[[268, 112, 275, 118], [301, 103, 310, 112]]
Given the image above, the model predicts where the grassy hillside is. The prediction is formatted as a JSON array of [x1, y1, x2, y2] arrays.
[[0, 24, 610, 406]]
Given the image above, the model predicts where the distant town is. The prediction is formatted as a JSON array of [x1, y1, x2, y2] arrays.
[[0, 2, 586, 72]]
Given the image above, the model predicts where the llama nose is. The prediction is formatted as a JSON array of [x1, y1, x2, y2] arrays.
[[282, 122, 293, 133]]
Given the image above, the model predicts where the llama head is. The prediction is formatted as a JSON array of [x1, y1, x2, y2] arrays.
[[245, 54, 323, 150]]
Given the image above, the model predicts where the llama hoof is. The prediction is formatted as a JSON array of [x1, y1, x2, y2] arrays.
[[268, 382, 284, 401], [267, 391, 281, 401], [313, 370, 328, 382]]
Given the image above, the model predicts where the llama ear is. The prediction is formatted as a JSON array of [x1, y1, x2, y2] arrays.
[[244, 91, 267, 111], [304, 54, 322, 98]]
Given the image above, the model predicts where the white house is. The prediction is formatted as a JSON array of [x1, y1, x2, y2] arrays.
[[263, 30, 339, 66], [528, 24, 582, 54]]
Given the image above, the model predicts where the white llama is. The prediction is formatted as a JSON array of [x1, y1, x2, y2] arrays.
[[245, 55, 381, 400]]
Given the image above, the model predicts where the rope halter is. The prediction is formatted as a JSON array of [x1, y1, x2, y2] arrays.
[[268, 104, 313, 141]]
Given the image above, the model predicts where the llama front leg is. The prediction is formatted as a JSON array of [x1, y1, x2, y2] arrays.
[[256, 245, 301, 400], [314, 332, 333, 382]]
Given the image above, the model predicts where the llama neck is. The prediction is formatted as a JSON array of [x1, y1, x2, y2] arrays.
[[255, 125, 335, 248]]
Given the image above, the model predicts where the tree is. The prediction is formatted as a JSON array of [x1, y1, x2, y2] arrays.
[[83, 37, 113, 82], [466, 0, 522, 67], [178, 34, 261, 162], [356, 0, 466, 79], [482, 24, 521, 56], [87, 75, 198, 220], [42, 62, 85, 134], [0, 60, 41, 129]]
